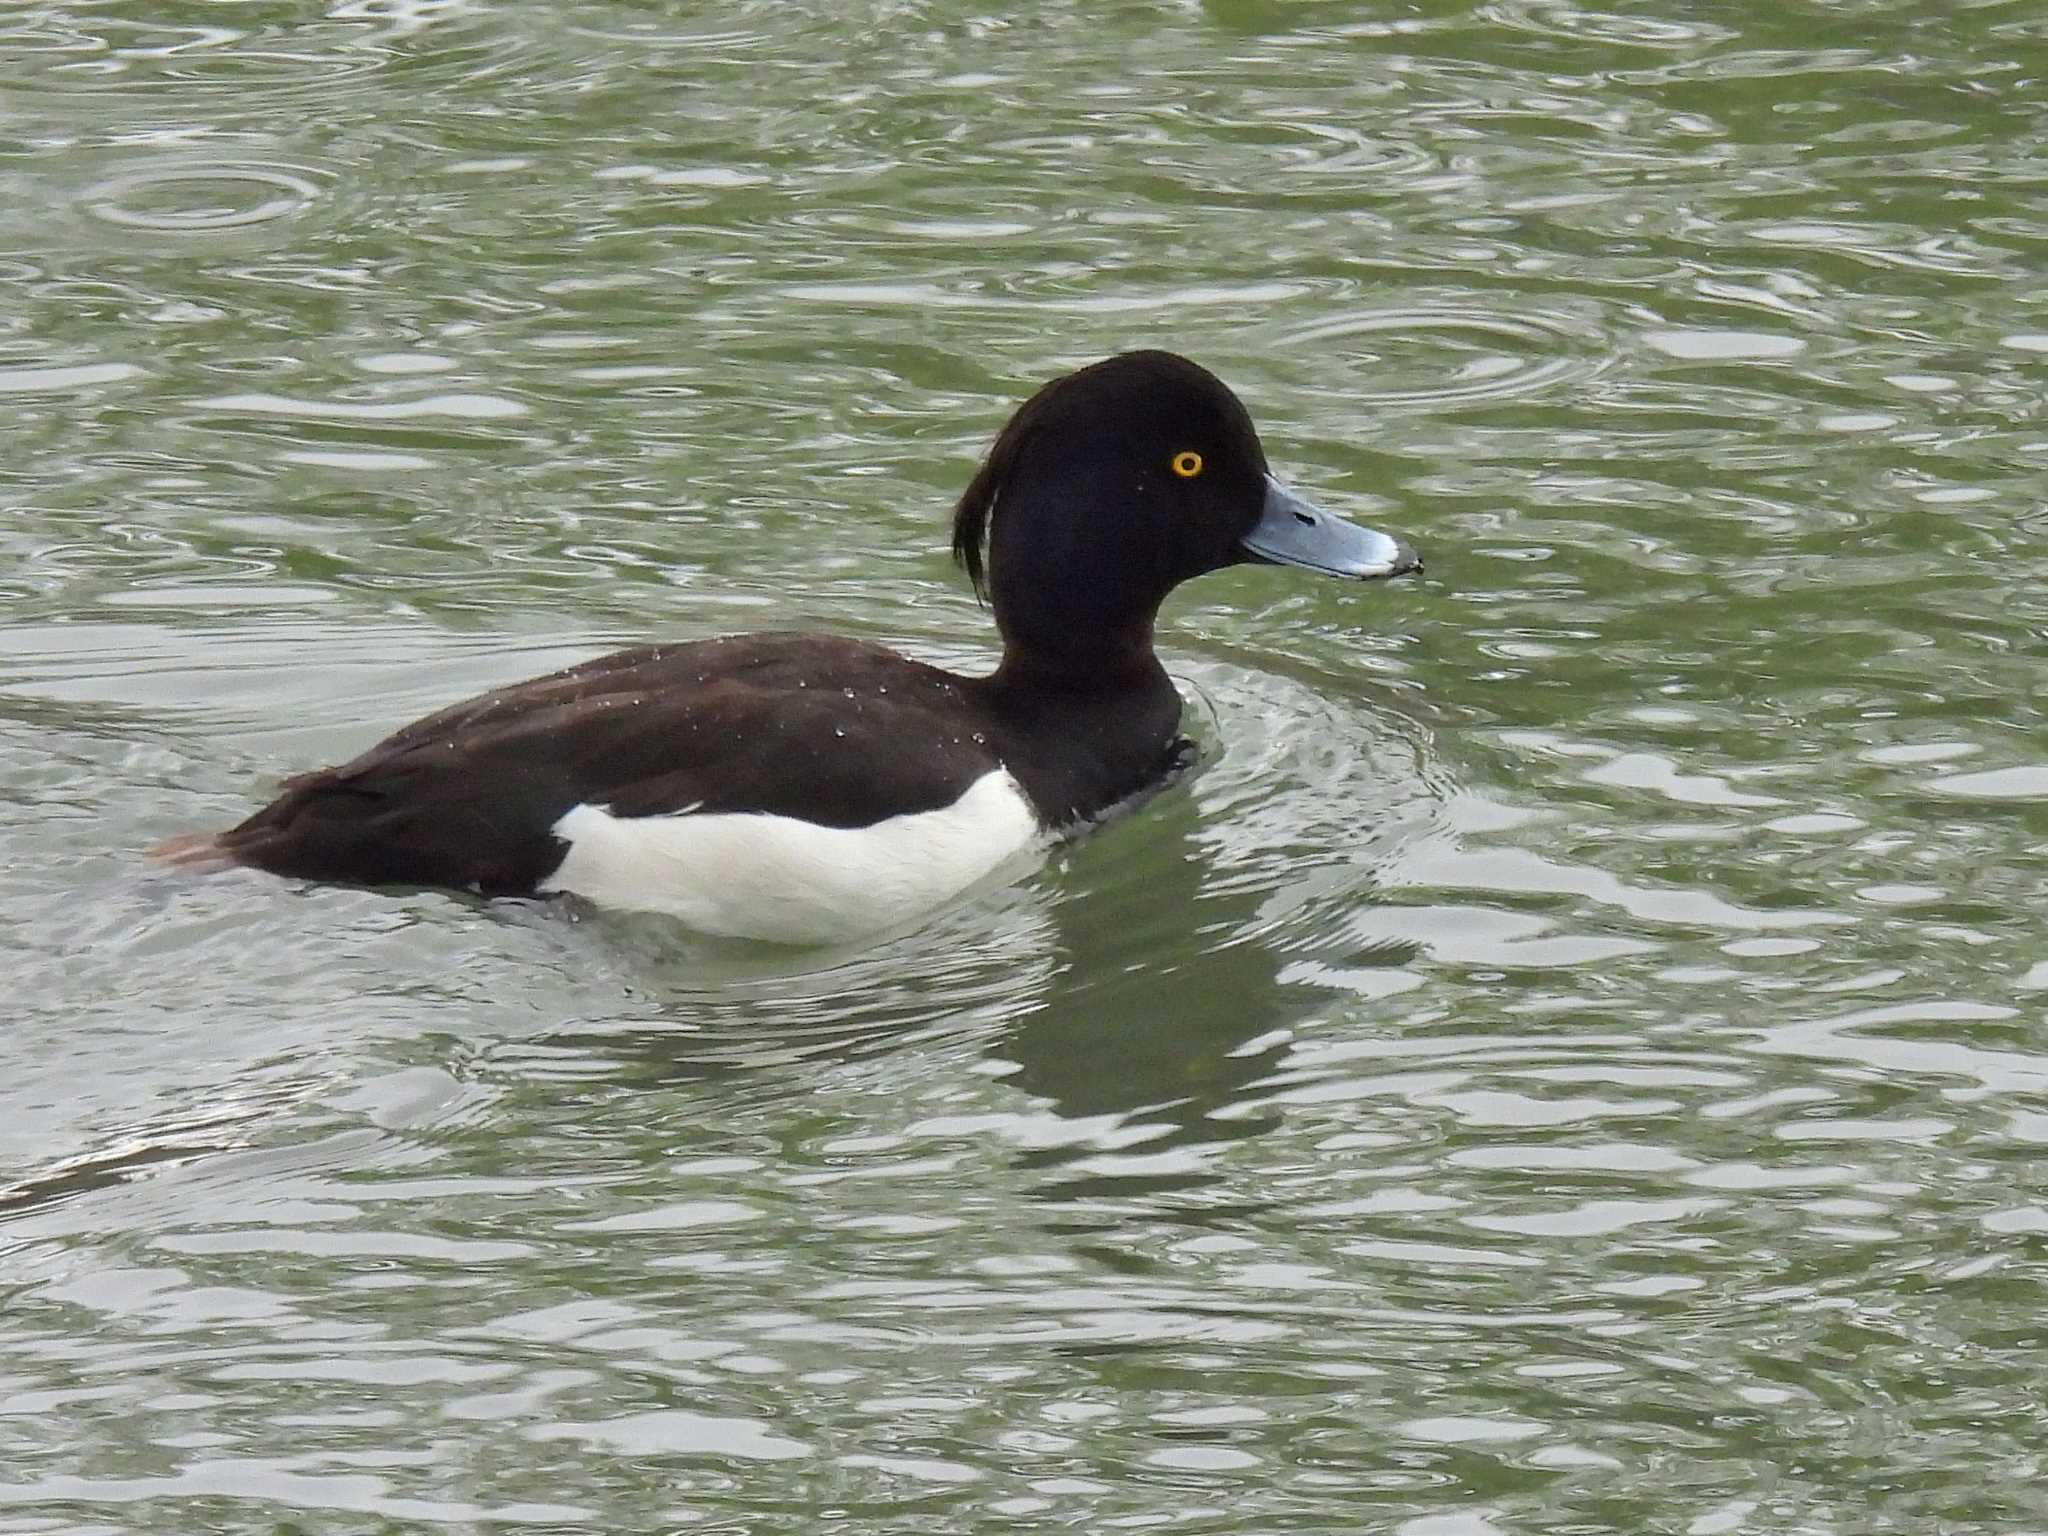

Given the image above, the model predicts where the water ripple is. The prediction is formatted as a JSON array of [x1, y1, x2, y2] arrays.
[[1276, 302, 1609, 407], [87, 161, 325, 234]]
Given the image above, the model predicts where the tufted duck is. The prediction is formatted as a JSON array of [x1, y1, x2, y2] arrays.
[[159, 351, 1419, 942]]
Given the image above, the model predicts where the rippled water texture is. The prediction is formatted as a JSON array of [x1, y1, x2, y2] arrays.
[[5, 0, 2048, 1530]]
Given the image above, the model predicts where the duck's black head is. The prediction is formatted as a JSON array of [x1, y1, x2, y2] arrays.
[[953, 351, 1418, 678]]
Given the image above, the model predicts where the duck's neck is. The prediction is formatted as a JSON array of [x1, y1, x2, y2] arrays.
[[985, 620, 1166, 695], [973, 634, 1185, 826], [984, 569, 1172, 688]]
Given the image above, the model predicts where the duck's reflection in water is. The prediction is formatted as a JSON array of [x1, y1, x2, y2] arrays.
[[524, 780, 1413, 1218]]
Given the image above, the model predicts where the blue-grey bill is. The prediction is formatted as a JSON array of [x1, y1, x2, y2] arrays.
[[1239, 475, 1421, 579]]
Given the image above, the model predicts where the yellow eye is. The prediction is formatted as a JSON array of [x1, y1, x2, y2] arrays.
[[1171, 451, 1203, 479]]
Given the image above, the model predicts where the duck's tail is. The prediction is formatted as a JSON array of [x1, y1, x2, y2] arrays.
[[148, 831, 239, 873]]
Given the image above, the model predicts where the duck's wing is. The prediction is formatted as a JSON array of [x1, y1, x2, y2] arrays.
[[212, 634, 1011, 897]]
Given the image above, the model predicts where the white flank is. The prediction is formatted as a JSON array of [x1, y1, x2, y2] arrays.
[[538, 768, 1043, 945]]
